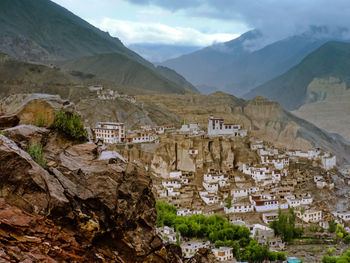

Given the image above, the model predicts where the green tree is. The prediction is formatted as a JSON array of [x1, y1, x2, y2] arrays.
[[178, 223, 189, 235], [225, 196, 232, 209], [328, 218, 336, 233], [270, 208, 297, 242]]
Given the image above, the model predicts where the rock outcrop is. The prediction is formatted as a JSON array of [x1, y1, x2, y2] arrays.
[[0, 114, 19, 129], [0, 132, 183, 262], [0, 94, 74, 127]]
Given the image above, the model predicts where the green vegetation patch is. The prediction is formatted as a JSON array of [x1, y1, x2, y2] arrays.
[[52, 110, 87, 142], [28, 142, 46, 168], [156, 201, 286, 262], [322, 250, 350, 263], [270, 208, 304, 242]]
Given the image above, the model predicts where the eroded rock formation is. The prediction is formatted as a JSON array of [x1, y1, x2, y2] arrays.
[[0, 131, 183, 262]]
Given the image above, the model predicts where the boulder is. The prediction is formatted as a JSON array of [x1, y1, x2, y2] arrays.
[[0, 135, 68, 215], [4, 124, 50, 149], [0, 114, 19, 129]]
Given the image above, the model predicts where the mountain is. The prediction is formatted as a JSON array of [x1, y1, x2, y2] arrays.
[[162, 27, 349, 96], [245, 41, 350, 141], [0, 0, 197, 94], [245, 41, 350, 109], [61, 53, 197, 94], [0, 0, 145, 64], [128, 43, 201, 63], [161, 30, 260, 92]]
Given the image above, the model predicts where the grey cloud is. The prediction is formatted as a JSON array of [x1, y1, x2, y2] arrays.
[[125, 0, 350, 40]]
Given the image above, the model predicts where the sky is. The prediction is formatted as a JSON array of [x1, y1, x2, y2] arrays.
[[51, 0, 350, 48]]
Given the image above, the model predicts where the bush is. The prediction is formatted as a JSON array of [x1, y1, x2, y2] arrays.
[[0, 130, 4, 136], [344, 235, 350, 244], [52, 110, 87, 142], [322, 250, 350, 263], [309, 224, 319, 233], [28, 142, 46, 167]]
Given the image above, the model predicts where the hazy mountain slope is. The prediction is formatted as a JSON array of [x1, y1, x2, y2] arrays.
[[128, 43, 200, 63], [155, 66, 199, 93], [0, 52, 146, 101], [62, 53, 192, 94], [211, 34, 334, 96], [245, 41, 350, 110], [0, 0, 147, 64], [162, 28, 348, 96], [161, 30, 260, 87]]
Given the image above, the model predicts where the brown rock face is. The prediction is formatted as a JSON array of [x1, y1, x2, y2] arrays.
[[4, 124, 50, 149], [0, 201, 98, 262], [0, 114, 19, 129], [0, 134, 182, 262]]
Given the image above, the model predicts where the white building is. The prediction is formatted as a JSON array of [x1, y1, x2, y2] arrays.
[[332, 211, 350, 221], [207, 116, 246, 137], [251, 224, 274, 239], [250, 139, 264, 150], [231, 188, 249, 199], [162, 180, 181, 189], [250, 195, 279, 212], [181, 241, 210, 259], [202, 182, 219, 193], [93, 122, 125, 144], [179, 123, 202, 135], [262, 212, 279, 224], [153, 124, 174, 134], [177, 208, 193, 216], [296, 210, 322, 223], [224, 203, 254, 214], [126, 131, 157, 144], [169, 171, 182, 179], [199, 192, 219, 205], [321, 154, 336, 170], [212, 247, 234, 262], [157, 226, 179, 244]]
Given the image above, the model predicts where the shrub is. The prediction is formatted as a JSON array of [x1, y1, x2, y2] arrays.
[[309, 224, 319, 233], [0, 130, 4, 136], [52, 110, 87, 142], [344, 235, 350, 244], [28, 142, 46, 167], [322, 250, 350, 263]]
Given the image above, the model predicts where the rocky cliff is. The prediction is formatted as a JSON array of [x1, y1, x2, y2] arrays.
[[138, 92, 350, 164], [0, 122, 183, 262]]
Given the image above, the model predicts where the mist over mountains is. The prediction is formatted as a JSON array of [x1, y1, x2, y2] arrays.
[[162, 26, 350, 96]]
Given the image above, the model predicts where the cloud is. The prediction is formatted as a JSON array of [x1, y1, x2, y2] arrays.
[[89, 18, 239, 46], [124, 0, 350, 40]]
